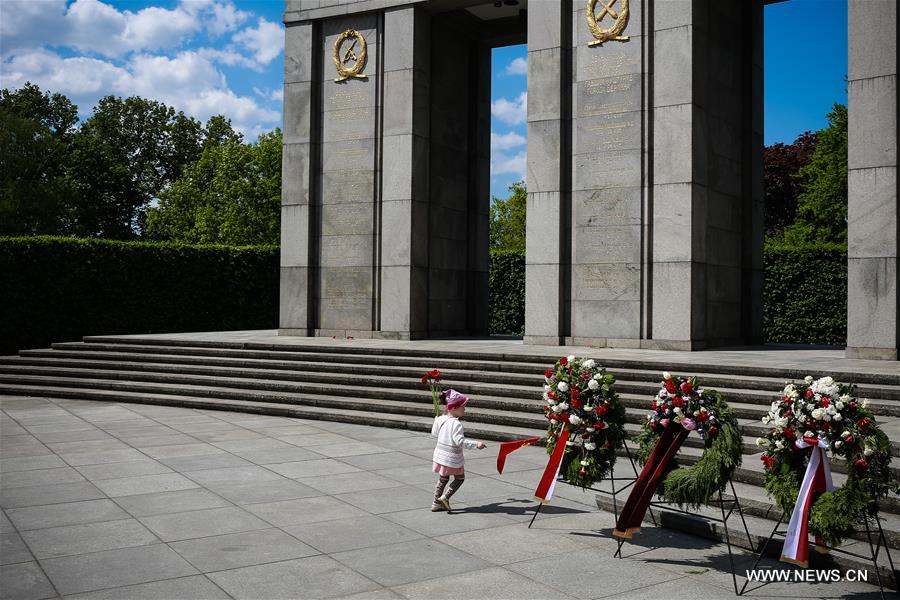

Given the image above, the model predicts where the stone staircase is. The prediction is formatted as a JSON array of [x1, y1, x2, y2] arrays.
[[1, 335, 898, 581]]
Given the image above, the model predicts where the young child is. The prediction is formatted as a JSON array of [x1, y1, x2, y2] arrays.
[[431, 389, 486, 512]]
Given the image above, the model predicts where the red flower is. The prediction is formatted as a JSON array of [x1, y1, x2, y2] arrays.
[[845, 435, 855, 443], [545, 368, 553, 378], [672, 397, 685, 408], [649, 421, 658, 430], [548, 391, 557, 400], [421, 375, 428, 384], [761, 454, 776, 471], [857, 418, 872, 430], [848, 401, 858, 412], [580, 372, 590, 381], [593, 421, 606, 429], [784, 410, 794, 418], [805, 388, 814, 398], [571, 399, 583, 409], [707, 426, 719, 438], [559, 357, 568, 367], [571, 388, 581, 400], [650, 401, 658, 411], [680, 381, 693, 394], [665, 380, 677, 394], [696, 412, 709, 422], [819, 398, 830, 408], [854, 459, 869, 471], [596, 405, 607, 416], [783, 427, 795, 439]]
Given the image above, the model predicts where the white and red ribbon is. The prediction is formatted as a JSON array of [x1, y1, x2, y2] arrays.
[[534, 425, 569, 503], [780, 436, 834, 566]]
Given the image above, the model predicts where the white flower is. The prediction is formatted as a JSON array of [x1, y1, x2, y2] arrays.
[[566, 440, 575, 446], [588, 379, 599, 390], [822, 414, 831, 422], [822, 376, 834, 386], [864, 447, 874, 457], [543, 384, 551, 392], [756, 437, 767, 447], [557, 402, 569, 411], [811, 408, 824, 420], [557, 381, 569, 392], [804, 430, 814, 438], [833, 414, 842, 421], [568, 415, 582, 425], [762, 415, 771, 425], [836, 401, 844, 410], [663, 371, 672, 380], [775, 440, 785, 450], [827, 405, 837, 415], [862, 398, 870, 408], [551, 404, 562, 413], [775, 417, 789, 428], [805, 376, 814, 384], [841, 430, 850, 438], [580, 459, 590, 466], [585, 442, 596, 450], [567, 354, 576, 364], [835, 440, 843, 449], [593, 373, 604, 381], [806, 403, 815, 412], [584, 405, 594, 412], [583, 359, 596, 369], [673, 407, 683, 415]]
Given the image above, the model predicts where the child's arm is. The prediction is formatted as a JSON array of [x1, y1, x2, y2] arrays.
[[431, 415, 441, 437], [450, 421, 485, 449]]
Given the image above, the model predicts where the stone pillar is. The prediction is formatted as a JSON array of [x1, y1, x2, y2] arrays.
[[379, 7, 430, 339], [524, 0, 571, 345], [280, 21, 315, 336], [847, 0, 898, 360], [317, 14, 380, 337], [649, 0, 753, 350]]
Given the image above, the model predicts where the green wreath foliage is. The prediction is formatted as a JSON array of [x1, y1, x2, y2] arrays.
[[635, 378, 743, 508], [542, 355, 627, 488], [759, 377, 897, 547]]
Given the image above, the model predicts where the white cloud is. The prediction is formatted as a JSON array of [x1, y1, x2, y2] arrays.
[[505, 57, 527, 76], [196, 47, 259, 70], [0, 48, 279, 136], [491, 91, 527, 125], [208, 2, 250, 36], [491, 150, 527, 179], [491, 131, 526, 151], [233, 17, 283, 66], [253, 86, 283, 102]]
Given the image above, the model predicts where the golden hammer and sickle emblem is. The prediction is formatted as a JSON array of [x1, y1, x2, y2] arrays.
[[586, 0, 630, 47], [332, 29, 368, 82]]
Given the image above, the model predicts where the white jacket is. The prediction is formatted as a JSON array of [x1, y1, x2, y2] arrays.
[[431, 415, 479, 468]]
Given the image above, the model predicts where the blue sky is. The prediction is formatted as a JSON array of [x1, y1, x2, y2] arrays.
[[0, 0, 848, 197]]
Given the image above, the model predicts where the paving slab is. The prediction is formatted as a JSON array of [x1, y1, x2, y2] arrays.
[[58, 448, 148, 466], [331, 538, 492, 587], [392, 566, 578, 600], [7, 499, 129, 531], [0, 455, 66, 473], [203, 479, 322, 505], [333, 484, 438, 514], [0, 530, 33, 565], [284, 514, 424, 554], [74, 460, 173, 481], [20, 518, 158, 559], [338, 451, 430, 471], [0, 467, 85, 489], [244, 496, 369, 527], [39, 543, 198, 595], [266, 458, 362, 479], [297, 471, 405, 495], [168, 528, 318, 572], [90, 472, 199, 497], [0, 561, 57, 600], [138, 506, 270, 542], [156, 453, 253, 472], [181, 465, 284, 486], [64, 575, 230, 600], [0, 481, 104, 509], [111, 488, 231, 518]]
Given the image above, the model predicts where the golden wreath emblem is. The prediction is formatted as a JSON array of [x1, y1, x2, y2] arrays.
[[332, 29, 368, 82], [586, 0, 630, 47]]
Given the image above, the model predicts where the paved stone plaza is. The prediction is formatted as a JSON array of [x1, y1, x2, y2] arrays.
[[0, 395, 885, 599]]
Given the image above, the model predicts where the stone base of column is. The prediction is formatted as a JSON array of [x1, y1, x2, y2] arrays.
[[523, 335, 566, 346], [845, 346, 898, 361]]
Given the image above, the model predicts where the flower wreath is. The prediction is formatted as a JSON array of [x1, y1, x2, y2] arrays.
[[542, 355, 627, 488], [758, 376, 896, 547], [634, 373, 743, 507]]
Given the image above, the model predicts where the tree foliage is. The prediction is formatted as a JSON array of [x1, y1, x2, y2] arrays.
[[489, 180, 526, 252], [0, 83, 79, 235], [775, 103, 848, 245], [763, 131, 817, 236], [145, 129, 282, 245]]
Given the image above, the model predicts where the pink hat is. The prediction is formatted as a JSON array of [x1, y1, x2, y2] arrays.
[[443, 389, 469, 410]]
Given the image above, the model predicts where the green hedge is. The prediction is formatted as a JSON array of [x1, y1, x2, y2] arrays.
[[489, 250, 525, 335], [0, 236, 279, 355], [763, 243, 847, 345]]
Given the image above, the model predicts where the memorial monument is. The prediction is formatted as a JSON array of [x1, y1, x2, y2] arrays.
[[280, 0, 897, 360]]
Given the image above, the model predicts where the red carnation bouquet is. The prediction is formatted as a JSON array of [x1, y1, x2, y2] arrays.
[[422, 369, 443, 416]]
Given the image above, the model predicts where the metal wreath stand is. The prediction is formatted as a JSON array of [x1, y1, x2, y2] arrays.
[[527, 437, 755, 597], [741, 508, 897, 600]]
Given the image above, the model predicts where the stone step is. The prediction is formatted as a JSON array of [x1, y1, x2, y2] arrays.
[[5, 356, 900, 415], [64, 338, 900, 387]]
